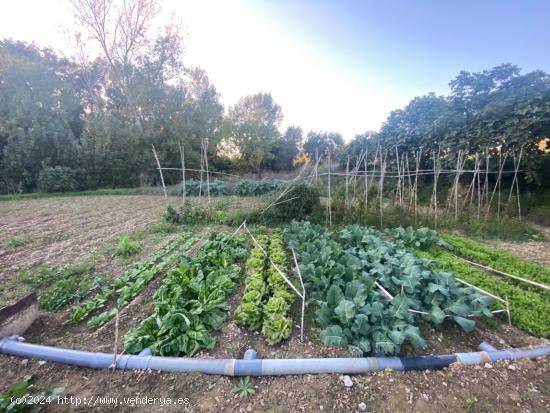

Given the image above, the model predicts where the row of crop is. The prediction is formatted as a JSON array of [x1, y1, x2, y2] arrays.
[[124, 232, 248, 356], [70, 233, 198, 326], [234, 231, 294, 344], [174, 179, 288, 197], [415, 247, 550, 338], [440, 234, 550, 287], [285, 221, 496, 355]]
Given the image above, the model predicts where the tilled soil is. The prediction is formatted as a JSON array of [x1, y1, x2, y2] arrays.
[[0, 196, 549, 412]]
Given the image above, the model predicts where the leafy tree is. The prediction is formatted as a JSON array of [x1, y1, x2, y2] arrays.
[[303, 131, 344, 160], [270, 126, 302, 171], [227, 93, 283, 172], [0, 40, 83, 192]]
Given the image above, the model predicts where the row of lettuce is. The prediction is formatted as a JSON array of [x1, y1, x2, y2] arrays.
[[234, 230, 294, 344]]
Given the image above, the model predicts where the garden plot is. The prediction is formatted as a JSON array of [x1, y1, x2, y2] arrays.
[[1, 197, 549, 412]]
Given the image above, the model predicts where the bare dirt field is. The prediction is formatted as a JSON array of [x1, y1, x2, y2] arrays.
[[1, 195, 549, 413]]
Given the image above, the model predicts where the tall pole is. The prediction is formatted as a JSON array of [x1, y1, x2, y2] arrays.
[[151, 144, 167, 204]]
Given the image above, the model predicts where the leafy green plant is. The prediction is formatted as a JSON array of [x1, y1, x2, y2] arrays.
[[226, 342, 238, 350], [285, 221, 497, 355], [416, 247, 550, 338], [5, 236, 27, 249], [234, 230, 295, 345], [39, 277, 91, 311], [0, 375, 64, 412], [231, 377, 256, 399], [441, 234, 550, 286], [124, 232, 248, 356], [71, 233, 197, 325], [114, 234, 142, 257], [88, 308, 118, 327]]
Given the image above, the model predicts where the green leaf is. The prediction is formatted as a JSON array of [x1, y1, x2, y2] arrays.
[[453, 316, 476, 332], [320, 325, 348, 347], [334, 299, 356, 324]]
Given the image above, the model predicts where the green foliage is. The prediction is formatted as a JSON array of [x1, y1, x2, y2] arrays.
[[124, 232, 248, 356], [39, 276, 93, 311], [234, 179, 288, 196], [175, 179, 230, 197], [303, 131, 344, 159], [37, 166, 78, 193], [227, 93, 283, 172], [416, 248, 550, 337], [114, 235, 142, 257], [256, 183, 322, 225], [71, 233, 197, 325], [231, 377, 256, 399], [88, 308, 118, 327], [0, 375, 64, 413], [20, 263, 94, 288], [5, 236, 26, 249], [234, 235, 269, 329], [163, 203, 213, 225], [234, 230, 295, 345], [285, 221, 497, 355], [441, 234, 550, 288]]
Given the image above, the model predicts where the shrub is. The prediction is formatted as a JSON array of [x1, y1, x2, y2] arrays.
[[114, 235, 142, 256], [38, 166, 78, 193], [257, 183, 322, 224]]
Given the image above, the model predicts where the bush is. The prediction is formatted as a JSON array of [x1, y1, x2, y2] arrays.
[[163, 203, 213, 225], [38, 166, 78, 192], [255, 183, 322, 225], [114, 235, 142, 256]]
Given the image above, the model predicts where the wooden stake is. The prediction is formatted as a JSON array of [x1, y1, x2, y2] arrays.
[[327, 148, 332, 227], [178, 143, 186, 205], [151, 144, 167, 204], [345, 155, 350, 210]]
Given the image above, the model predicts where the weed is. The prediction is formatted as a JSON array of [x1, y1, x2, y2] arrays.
[[463, 394, 478, 411], [147, 221, 179, 234], [226, 342, 238, 351], [20, 262, 94, 296], [5, 235, 26, 249], [114, 234, 142, 257], [231, 377, 256, 399], [39, 277, 91, 311]]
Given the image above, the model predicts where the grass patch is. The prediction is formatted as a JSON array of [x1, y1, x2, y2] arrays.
[[114, 234, 142, 257], [0, 187, 144, 201], [19, 262, 94, 288], [5, 235, 27, 249]]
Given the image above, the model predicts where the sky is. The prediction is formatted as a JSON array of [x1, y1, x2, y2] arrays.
[[1, 0, 549, 139]]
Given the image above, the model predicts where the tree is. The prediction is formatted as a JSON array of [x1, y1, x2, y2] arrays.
[[303, 131, 344, 160], [270, 126, 302, 171], [0, 40, 83, 192], [227, 92, 283, 172]]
